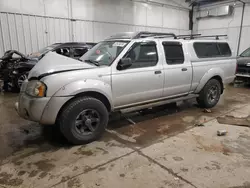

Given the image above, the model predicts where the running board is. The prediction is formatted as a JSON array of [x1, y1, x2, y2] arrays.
[[120, 94, 199, 114]]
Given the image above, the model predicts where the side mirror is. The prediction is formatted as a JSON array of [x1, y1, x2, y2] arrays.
[[117, 58, 132, 70]]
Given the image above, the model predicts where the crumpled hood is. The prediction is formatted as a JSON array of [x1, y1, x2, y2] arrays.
[[28, 52, 94, 79]]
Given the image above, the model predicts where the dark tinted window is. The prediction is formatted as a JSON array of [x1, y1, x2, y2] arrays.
[[194, 43, 220, 58], [123, 42, 158, 69], [73, 48, 88, 58], [194, 42, 231, 58], [163, 42, 184, 64], [55, 47, 70, 57], [218, 43, 232, 56]]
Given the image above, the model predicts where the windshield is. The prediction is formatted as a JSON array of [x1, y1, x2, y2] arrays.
[[240, 47, 250, 57], [80, 41, 129, 66], [29, 44, 59, 58]]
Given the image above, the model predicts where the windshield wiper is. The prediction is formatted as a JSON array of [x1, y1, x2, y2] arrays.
[[84, 59, 100, 66]]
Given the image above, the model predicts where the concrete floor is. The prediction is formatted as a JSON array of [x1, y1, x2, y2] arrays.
[[0, 85, 250, 188]]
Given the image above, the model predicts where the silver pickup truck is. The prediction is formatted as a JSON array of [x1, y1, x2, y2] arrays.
[[16, 32, 236, 144]]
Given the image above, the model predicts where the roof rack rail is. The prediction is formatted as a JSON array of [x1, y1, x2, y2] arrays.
[[176, 34, 201, 39], [185, 34, 228, 40], [133, 32, 176, 39]]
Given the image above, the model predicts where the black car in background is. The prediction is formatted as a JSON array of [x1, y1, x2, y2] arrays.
[[0, 42, 96, 91], [236, 47, 250, 83]]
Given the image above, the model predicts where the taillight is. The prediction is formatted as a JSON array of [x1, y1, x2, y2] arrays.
[[235, 63, 238, 74]]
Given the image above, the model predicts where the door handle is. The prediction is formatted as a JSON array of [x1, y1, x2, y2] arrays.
[[154, 70, 162, 74], [182, 68, 187, 71]]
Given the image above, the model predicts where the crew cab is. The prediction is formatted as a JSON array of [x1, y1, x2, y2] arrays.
[[15, 32, 236, 144]]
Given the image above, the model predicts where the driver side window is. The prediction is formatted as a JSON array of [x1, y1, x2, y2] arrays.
[[123, 41, 158, 69]]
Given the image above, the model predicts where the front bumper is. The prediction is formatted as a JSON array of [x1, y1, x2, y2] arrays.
[[16, 81, 73, 125], [16, 92, 51, 123], [16, 80, 73, 124], [16, 92, 73, 125]]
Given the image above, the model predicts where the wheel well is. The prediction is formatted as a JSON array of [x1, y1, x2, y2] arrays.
[[56, 91, 111, 124], [59, 91, 111, 112], [74, 91, 111, 112], [211, 76, 224, 94]]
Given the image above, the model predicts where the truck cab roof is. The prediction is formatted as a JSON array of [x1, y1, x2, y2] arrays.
[[104, 32, 233, 61], [105, 31, 228, 42]]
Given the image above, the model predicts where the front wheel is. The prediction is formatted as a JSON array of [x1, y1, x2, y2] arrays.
[[58, 97, 109, 145], [197, 79, 221, 108], [13, 72, 28, 91]]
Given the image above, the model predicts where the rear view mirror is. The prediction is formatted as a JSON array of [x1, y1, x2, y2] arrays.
[[117, 58, 132, 70]]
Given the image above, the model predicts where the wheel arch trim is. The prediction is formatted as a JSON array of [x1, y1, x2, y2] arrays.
[[195, 68, 224, 93]]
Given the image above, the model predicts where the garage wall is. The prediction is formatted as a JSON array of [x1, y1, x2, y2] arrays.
[[0, 0, 190, 56], [193, 1, 250, 56]]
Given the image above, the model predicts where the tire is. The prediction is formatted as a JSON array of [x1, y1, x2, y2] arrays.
[[196, 79, 221, 108], [58, 96, 109, 145], [13, 72, 28, 91]]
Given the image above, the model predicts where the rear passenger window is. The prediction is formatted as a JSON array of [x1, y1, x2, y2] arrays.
[[194, 43, 220, 58], [217, 43, 232, 56], [163, 42, 184, 65], [194, 42, 231, 58], [123, 42, 158, 69]]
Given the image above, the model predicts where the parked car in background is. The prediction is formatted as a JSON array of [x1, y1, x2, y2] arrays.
[[29, 42, 96, 60], [16, 32, 236, 144], [0, 50, 25, 79], [0, 42, 96, 91], [0, 50, 30, 91], [236, 47, 250, 83]]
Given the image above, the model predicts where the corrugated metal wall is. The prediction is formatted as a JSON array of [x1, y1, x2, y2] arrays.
[[193, 2, 250, 56], [0, 12, 71, 56], [0, 0, 191, 57]]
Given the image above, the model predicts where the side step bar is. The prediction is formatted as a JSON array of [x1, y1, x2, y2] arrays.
[[120, 94, 199, 114]]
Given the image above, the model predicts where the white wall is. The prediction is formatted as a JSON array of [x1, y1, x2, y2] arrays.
[[0, 0, 190, 56], [193, 1, 250, 56]]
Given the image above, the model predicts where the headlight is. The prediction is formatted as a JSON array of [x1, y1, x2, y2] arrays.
[[26, 80, 47, 97]]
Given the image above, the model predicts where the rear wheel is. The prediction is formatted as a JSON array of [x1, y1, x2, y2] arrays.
[[197, 79, 221, 108], [58, 96, 109, 144]]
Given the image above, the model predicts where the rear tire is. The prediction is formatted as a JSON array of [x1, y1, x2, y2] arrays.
[[59, 96, 109, 145], [197, 79, 221, 108]]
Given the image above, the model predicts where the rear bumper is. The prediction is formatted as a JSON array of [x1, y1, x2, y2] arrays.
[[236, 73, 250, 78]]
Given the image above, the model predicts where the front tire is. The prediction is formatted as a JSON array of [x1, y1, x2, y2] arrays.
[[197, 79, 221, 108], [13, 72, 28, 91], [59, 97, 109, 145]]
